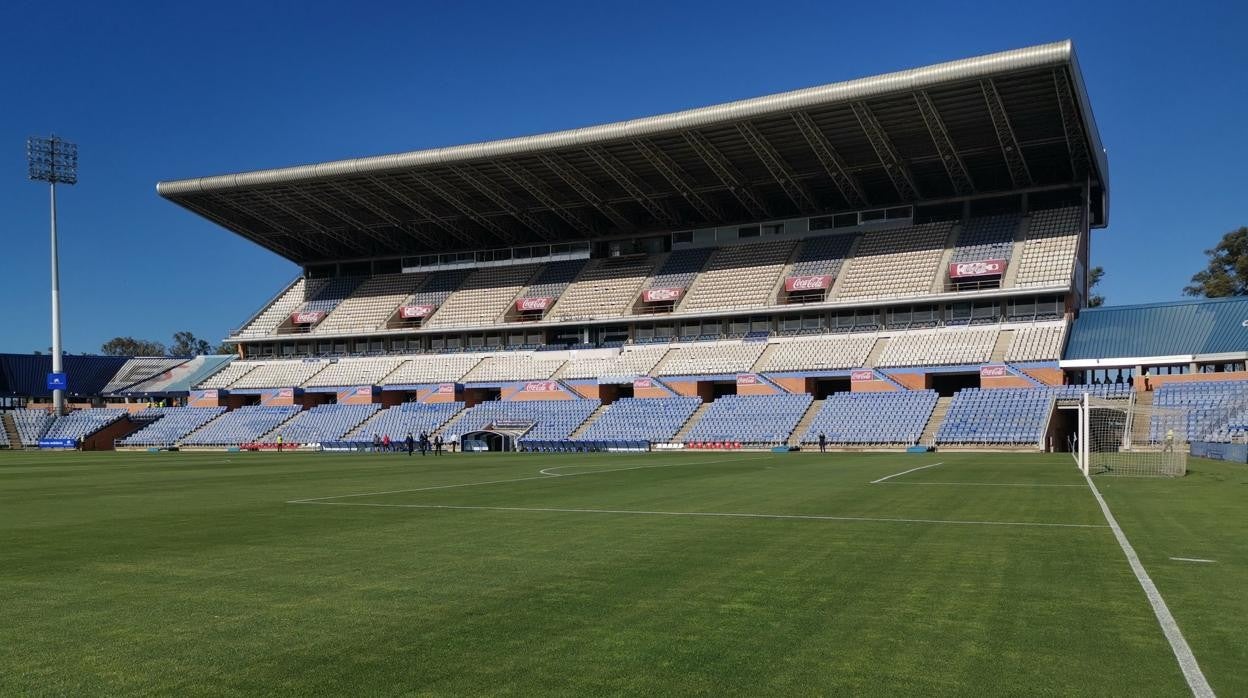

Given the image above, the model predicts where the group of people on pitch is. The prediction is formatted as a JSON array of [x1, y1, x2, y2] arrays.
[[371, 432, 455, 456]]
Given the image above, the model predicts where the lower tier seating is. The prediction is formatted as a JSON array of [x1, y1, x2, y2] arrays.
[[1153, 380, 1248, 443], [802, 391, 938, 445], [270, 404, 382, 444], [182, 406, 302, 446], [936, 388, 1053, 445], [577, 397, 701, 443], [441, 400, 599, 442], [13, 409, 55, 445], [349, 402, 464, 441], [44, 408, 128, 442], [120, 407, 228, 446], [685, 394, 812, 446]]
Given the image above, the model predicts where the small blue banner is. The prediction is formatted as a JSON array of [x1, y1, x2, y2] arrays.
[[47, 372, 68, 391], [38, 438, 77, 449]]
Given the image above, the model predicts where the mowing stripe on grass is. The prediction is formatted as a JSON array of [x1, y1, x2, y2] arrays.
[[290, 500, 1110, 529], [869, 461, 944, 484], [288, 455, 773, 503], [1084, 473, 1215, 698]]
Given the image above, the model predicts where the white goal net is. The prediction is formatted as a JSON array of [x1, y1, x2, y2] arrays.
[[1078, 394, 1188, 477]]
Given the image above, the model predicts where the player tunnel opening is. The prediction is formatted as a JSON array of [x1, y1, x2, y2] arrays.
[[461, 430, 514, 452]]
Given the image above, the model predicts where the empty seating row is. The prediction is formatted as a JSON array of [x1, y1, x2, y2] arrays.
[[230, 361, 330, 389], [1013, 207, 1081, 288], [521, 260, 588, 303], [235, 277, 325, 338], [837, 222, 952, 299], [269, 404, 381, 444], [950, 214, 1018, 264], [577, 397, 701, 443], [685, 394, 812, 446], [43, 408, 128, 442], [441, 400, 600, 442], [1153, 380, 1248, 443], [756, 335, 875, 372], [463, 355, 566, 382], [12, 409, 54, 445], [876, 328, 998, 367], [550, 256, 655, 319], [1005, 324, 1066, 362], [655, 342, 766, 376], [384, 355, 483, 385], [559, 346, 669, 380], [681, 239, 795, 311], [316, 273, 427, 334], [181, 405, 302, 446], [349, 401, 464, 441], [303, 358, 407, 388], [119, 406, 227, 446], [297, 276, 366, 316], [789, 233, 856, 278], [426, 263, 541, 328], [936, 388, 1052, 445], [802, 391, 938, 445], [642, 248, 713, 295]]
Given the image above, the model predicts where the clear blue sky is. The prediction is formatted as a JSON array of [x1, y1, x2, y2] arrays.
[[1, 0, 1244, 354]]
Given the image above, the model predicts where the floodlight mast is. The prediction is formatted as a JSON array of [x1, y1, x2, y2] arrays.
[[27, 135, 78, 417]]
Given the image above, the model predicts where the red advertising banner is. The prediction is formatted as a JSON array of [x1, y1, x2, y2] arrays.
[[949, 259, 1007, 278], [642, 287, 684, 302], [736, 374, 759, 386], [277, 388, 294, 398], [980, 365, 1008, 378], [523, 381, 560, 392], [291, 311, 326, 324], [784, 275, 833, 292], [851, 370, 876, 382], [633, 377, 653, 389], [436, 383, 456, 394], [515, 297, 553, 312], [399, 304, 436, 319]]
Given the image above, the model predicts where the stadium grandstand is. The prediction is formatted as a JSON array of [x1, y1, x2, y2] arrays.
[[4, 41, 1244, 454]]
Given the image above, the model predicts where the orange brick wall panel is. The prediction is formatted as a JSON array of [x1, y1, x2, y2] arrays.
[[568, 383, 601, 400], [666, 381, 700, 397], [891, 373, 928, 390], [852, 380, 898, 393], [738, 382, 778, 395], [771, 376, 809, 394], [1022, 367, 1065, 386], [982, 375, 1038, 389], [635, 386, 673, 399], [509, 390, 573, 401]]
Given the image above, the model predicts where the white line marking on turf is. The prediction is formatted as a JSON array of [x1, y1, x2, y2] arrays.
[[878, 481, 1084, 488], [1084, 473, 1214, 698], [289, 500, 1108, 529], [869, 461, 944, 484], [287, 455, 772, 503], [1169, 557, 1217, 564]]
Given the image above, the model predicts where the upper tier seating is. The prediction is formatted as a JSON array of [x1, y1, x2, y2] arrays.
[[1014, 207, 1081, 288], [837, 221, 953, 299], [685, 394, 813, 446], [521, 260, 588, 301], [102, 357, 189, 394], [44, 408, 128, 442], [197, 361, 257, 389], [395, 269, 473, 318], [229, 360, 330, 389], [1153, 380, 1248, 443], [802, 390, 938, 445], [654, 341, 766, 376], [789, 234, 856, 278], [349, 401, 464, 440], [382, 355, 483, 385], [426, 263, 541, 328], [936, 388, 1052, 445], [119, 407, 227, 446], [297, 277, 366, 316], [876, 328, 999, 367], [270, 403, 381, 443], [235, 277, 324, 338], [756, 335, 875, 372], [549, 256, 655, 319], [463, 355, 566, 382], [181, 405, 302, 446], [315, 273, 427, 334], [642, 248, 713, 293], [441, 400, 599, 442], [560, 346, 669, 380], [680, 239, 796, 312], [950, 214, 1018, 264], [303, 357, 406, 388], [13, 409, 54, 445], [576, 396, 701, 443], [1005, 324, 1066, 362]]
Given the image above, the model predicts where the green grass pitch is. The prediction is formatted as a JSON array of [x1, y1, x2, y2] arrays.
[[1, 449, 1244, 695]]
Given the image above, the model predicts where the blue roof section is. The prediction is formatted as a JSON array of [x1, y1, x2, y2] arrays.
[[1065, 297, 1248, 360], [0, 353, 131, 397]]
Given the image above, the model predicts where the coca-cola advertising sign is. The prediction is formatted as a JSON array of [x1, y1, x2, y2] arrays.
[[291, 311, 325, 324], [436, 383, 456, 394], [851, 370, 876, 382], [642, 287, 684, 302], [633, 377, 653, 389], [949, 259, 1007, 279], [277, 388, 294, 398], [736, 374, 759, 386], [784, 275, 833, 292], [980, 365, 1008, 378], [523, 381, 560, 392], [399, 304, 436, 319], [515, 297, 553, 312]]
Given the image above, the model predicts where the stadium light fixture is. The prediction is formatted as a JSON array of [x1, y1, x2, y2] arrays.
[[27, 135, 78, 416]]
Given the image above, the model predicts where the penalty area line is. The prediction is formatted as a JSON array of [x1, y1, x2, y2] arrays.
[[288, 500, 1109, 529], [869, 461, 944, 484], [1169, 557, 1216, 564]]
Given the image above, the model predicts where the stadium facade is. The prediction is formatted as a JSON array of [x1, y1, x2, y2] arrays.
[[4, 41, 1246, 451]]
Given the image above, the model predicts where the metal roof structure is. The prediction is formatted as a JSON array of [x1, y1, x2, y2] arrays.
[[158, 41, 1109, 265], [1063, 297, 1248, 365]]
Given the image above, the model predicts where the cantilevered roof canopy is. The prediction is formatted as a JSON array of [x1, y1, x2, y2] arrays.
[[158, 40, 1108, 265]]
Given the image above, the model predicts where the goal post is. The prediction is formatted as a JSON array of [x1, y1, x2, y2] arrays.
[[1077, 392, 1188, 477]]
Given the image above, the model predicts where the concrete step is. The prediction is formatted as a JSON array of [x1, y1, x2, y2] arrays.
[[920, 396, 953, 446], [990, 329, 1014, 363], [672, 402, 712, 443], [788, 398, 825, 446], [569, 404, 610, 439]]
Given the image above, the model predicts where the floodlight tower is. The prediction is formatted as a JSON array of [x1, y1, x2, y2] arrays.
[[27, 135, 78, 416]]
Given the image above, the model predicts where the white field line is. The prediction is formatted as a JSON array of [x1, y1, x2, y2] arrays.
[[288, 455, 773, 503], [1169, 557, 1217, 564], [1083, 473, 1215, 698], [869, 461, 944, 484], [288, 500, 1109, 529], [878, 481, 1084, 488]]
